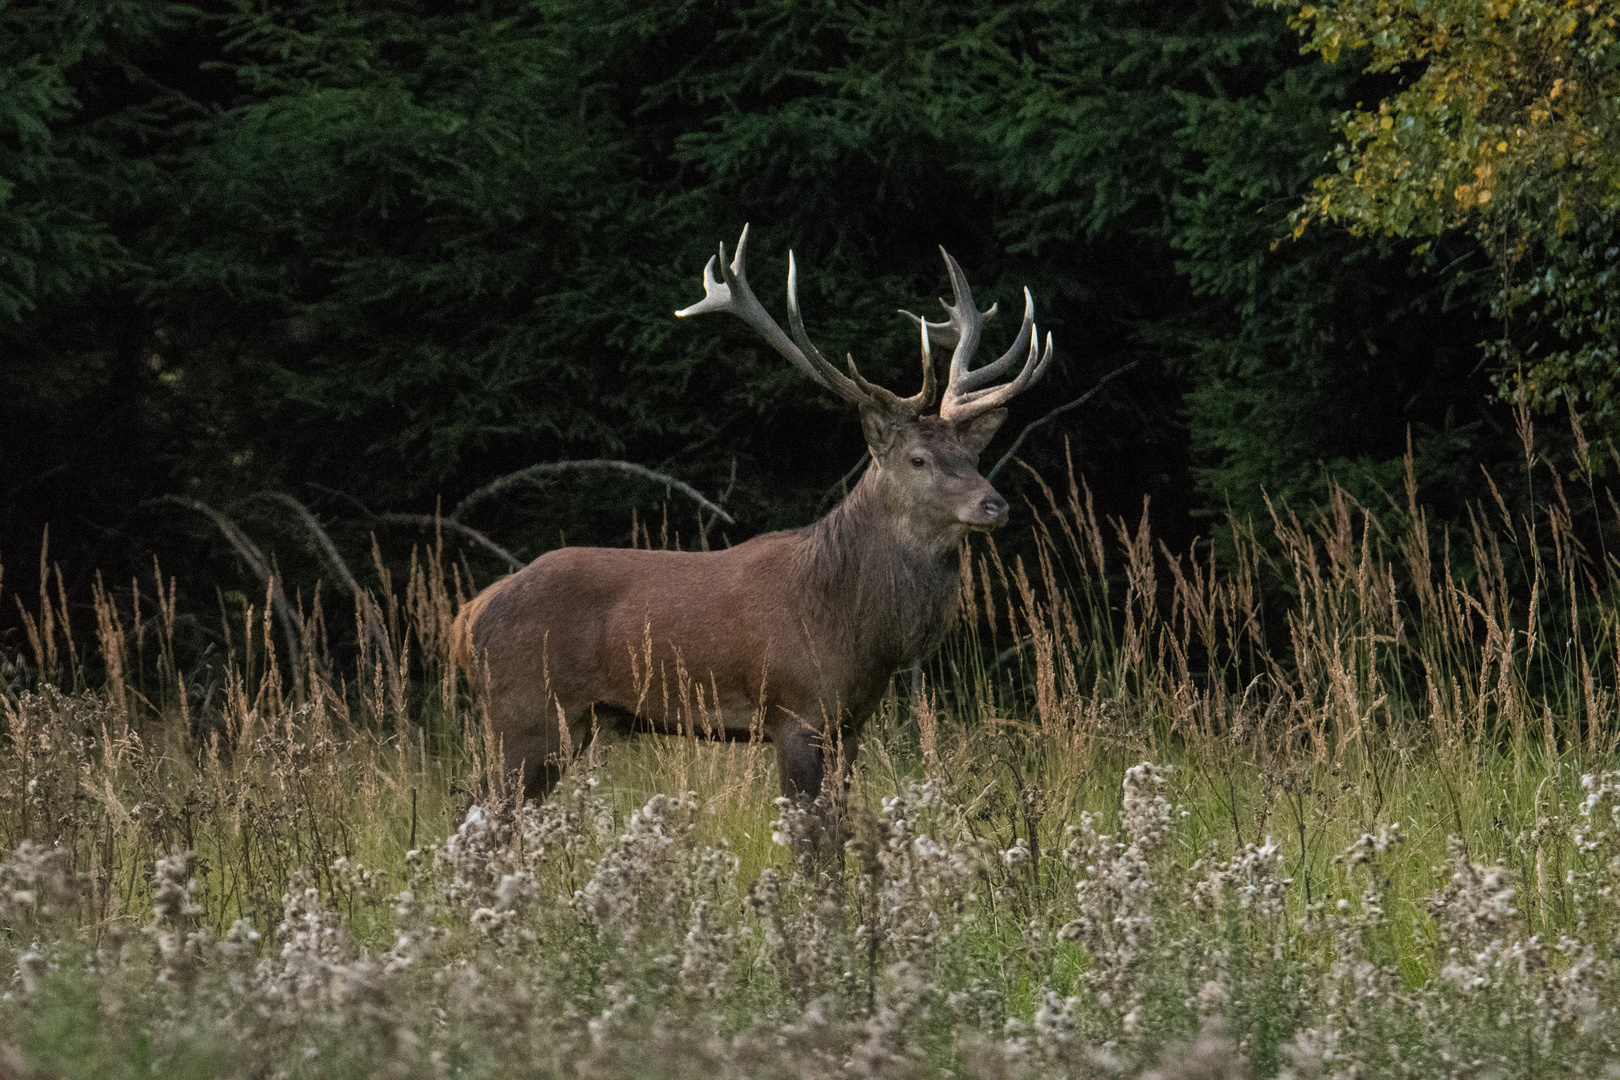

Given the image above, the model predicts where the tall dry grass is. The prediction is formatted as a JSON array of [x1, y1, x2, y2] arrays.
[[0, 409, 1619, 1075]]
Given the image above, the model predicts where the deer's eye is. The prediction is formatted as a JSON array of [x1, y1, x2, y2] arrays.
[[910, 455, 927, 469]]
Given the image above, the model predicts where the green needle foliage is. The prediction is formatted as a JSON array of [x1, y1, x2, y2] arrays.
[[0, 0, 1611, 639]]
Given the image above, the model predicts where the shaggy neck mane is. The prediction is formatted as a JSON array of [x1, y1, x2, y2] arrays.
[[793, 468, 962, 671]]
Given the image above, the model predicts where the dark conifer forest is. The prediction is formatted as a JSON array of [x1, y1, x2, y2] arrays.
[[10, 8, 1620, 1074], [2, 1, 1615, 647]]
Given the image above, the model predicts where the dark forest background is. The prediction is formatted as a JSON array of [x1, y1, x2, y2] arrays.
[[0, 0, 1605, 665]]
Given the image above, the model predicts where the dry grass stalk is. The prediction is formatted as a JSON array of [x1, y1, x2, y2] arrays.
[[2, 413, 1620, 1073]]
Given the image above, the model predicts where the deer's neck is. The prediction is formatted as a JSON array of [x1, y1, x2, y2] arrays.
[[796, 471, 962, 673]]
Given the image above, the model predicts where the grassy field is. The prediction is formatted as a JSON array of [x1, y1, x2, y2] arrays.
[[4, 441, 1620, 1078]]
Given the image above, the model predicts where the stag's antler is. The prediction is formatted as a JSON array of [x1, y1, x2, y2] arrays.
[[677, 224, 933, 416], [902, 248, 1053, 424]]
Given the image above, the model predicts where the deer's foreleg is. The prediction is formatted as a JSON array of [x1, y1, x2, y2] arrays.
[[830, 691, 886, 792], [773, 721, 826, 801], [774, 710, 873, 803], [490, 687, 596, 803]]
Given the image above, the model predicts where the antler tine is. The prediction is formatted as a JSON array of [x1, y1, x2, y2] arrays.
[[950, 287, 1033, 395], [675, 225, 801, 372], [677, 226, 1034, 422], [939, 329, 1055, 420], [784, 252, 884, 408], [933, 245, 1053, 423], [784, 252, 937, 415], [938, 249, 988, 394], [898, 302, 997, 353], [895, 311, 938, 411], [676, 224, 873, 408]]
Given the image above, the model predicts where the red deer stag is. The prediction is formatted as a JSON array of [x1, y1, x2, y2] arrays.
[[453, 225, 1052, 802]]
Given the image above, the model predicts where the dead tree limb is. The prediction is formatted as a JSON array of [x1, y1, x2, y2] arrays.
[[987, 361, 1139, 482], [819, 451, 872, 513], [699, 456, 739, 543], [306, 485, 525, 573], [378, 513, 524, 573], [154, 496, 307, 706], [260, 493, 397, 682], [451, 460, 736, 525]]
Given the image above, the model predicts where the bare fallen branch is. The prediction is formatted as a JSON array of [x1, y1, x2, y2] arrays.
[[818, 451, 871, 514], [451, 460, 735, 525], [699, 457, 739, 544], [987, 361, 1139, 482], [259, 493, 397, 681], [152, 495, 307, 705], [306, 484, 526, 573], [378, 513, 524, 573]]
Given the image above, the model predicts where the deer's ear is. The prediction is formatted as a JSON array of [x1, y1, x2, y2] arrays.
[[860, 405, 911, 457], [955, 409, 1008, 456]]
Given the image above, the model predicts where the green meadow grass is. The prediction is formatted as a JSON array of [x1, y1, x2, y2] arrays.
[[5, 447, 1620, 1075]]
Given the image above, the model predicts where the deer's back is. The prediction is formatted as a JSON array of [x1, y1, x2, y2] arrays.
[[464, 532, 832, 725]]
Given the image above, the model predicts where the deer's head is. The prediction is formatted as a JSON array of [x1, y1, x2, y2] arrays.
[[676, 225, 1053, 549]]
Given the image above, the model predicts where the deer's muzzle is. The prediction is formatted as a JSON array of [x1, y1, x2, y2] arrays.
[[960, 490, 1010, 528]]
